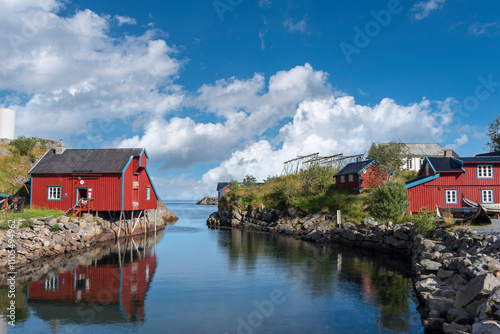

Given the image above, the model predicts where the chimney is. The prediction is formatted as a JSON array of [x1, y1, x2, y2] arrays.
[[444, 149, 453, 158], [55, 141, 66, 154]]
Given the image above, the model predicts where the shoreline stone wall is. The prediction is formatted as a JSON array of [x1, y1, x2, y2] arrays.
[[207, 207, 500, 333]]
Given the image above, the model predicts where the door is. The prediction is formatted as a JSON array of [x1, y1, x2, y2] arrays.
[[76, 188, 88, 205]]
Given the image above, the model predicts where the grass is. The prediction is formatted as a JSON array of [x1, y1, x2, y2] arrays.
[[219, 167, 375, 223], [0, 209, 64, 229]]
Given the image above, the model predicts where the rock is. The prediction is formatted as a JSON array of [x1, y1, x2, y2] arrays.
[[394, 229, 410, 241], [477, 286, 500, 322], [79, 221, 87, 229], [47, 219, 58, 228], [422, 318, 445, 333], [360, 217, 378, 227], [438, 269, 455, 280], [83, 213, 93, 222], [0, 148, 11, 155], [276, 224, 295, 235], [59, 216, 70, 224], [57, 223, 65, 230], [455, 274, 500, 309], [472, 320, 500, 334], [467, 298, 487, 317], [427, 296, 454, 317], [489, 260, 500, 273], [448, 308, 471, 325], [422, 259, 443, 271], [443, 322, 471, 334], [65, 222, 81, 234], [39, 215, 53, 222]]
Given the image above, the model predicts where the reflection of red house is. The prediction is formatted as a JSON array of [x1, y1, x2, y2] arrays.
[[28, 254, 156, 322]]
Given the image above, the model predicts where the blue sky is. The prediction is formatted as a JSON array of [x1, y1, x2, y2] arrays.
[[1, 0, 499, 199]]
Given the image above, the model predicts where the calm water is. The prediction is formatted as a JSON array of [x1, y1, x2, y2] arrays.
[[2, 201, 423, 333]]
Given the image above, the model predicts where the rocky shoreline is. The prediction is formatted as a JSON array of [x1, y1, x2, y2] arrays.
[[207, 207, 500, 333], [0, 201, 178, 271], [196, 196, 218, 205]]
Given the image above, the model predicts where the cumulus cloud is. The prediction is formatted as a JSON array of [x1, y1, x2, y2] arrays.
[[0, 0, 183, 139], [283, 17, 307, 33], [114, 15, 137, 26], [445, 134, 469, 151], [412, 0, 446, 20], [469, 20, 500, 36]]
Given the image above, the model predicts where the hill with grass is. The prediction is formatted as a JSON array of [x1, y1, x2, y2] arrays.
[[0, 137, 59, 196], [219, 168, 418, 223]]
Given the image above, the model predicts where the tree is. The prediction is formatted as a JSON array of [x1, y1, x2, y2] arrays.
[[369, 181, 407, 222], [242, 174, 257, 188], [485, 115, 500, 152], [367, 141, 409, 174], [10, 136, 38, 157]]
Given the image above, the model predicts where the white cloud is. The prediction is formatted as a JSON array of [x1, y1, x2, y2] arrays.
[[259, 31, 265, 51], [283, 17, 307, 33], [412, 0, 446, 20], [0, 0, 183, 139], [114, 15, 137, 26], [469, 20, 500, 36], [259, 0, 272, 9], [445, 134, 469, 151]]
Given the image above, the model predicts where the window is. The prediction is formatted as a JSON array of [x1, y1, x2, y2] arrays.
[[348, 174, 354, 182], [445, 190, 457, 204], [48, 186, 61, 201], [419, 158, 424, 169], [340, 175, 345, 183], [407, 159, 412, 170], [482, 190, 494, 204], [425, 163, 430, 176], [478, 165, 493, 178], [146, 187, 151, 201]]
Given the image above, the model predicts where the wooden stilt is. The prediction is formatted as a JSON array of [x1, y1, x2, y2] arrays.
[[118, 211, 123, 239], [131, 210, 142, 234], [117, 239, 122, 268], [154, 209, 157, 233]]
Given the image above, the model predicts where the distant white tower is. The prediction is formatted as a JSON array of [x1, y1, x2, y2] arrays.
[[0, 108, 15, 139]]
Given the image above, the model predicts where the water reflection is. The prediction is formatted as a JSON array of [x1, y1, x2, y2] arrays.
[[215, 229, 419, 334], [9, 233, 161, 327]]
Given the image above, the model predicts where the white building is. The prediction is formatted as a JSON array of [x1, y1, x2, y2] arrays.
[[0, 108, 15, 139], [370, 143, 455, 172]]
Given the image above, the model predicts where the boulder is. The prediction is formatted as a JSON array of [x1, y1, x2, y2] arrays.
[[426, 295, 455, 317], [58, 216, 70, 224], [394, 228, 410, 241], [65, 222, 81, 234], [83, 213, 93, 222], [472, 320, 500, 334], [448, 307, 471, 325], [443, 322, 471, 334], [477, 286, 500, 322], [360, 217, 378, 227], [47, 219, 58, 228], [422, 259, 443, 271], [455, 274, 500, 309], [422, 318, 445, 333]]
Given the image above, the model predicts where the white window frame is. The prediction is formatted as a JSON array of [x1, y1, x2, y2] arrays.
[[445, 190, 457, 204], [340, 175, 345, 183], [477, 165, 493, 178], [406, 159, 412, 170], [146, 187, 151, 201], [348, 174, 354, 182], [47, 186, 61, 201], [482, 190, 494, 204]]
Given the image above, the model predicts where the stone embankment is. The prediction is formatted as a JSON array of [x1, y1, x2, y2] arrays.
[[207, 207, 500, 333], [0, 202, 177, 270], [197, 196, 218, 205]]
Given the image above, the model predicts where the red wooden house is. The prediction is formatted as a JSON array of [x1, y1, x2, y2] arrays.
[[28, 146, 159, 214], [406, 151, 500, 212], [334, 160, 391, 189], [217, 182, 230, 199]]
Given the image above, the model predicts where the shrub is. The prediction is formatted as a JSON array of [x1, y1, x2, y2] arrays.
[[50, 225, 60, 232], [410, 208, 437, 236], [369, 181, 407, 222], [10, 136, 38, 157]]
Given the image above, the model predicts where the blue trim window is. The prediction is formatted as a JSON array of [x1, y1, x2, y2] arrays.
[[482, 190, 494, 204], [478, 165, 493, 178], [146, 187, 151, 201], [47, 186, 62, 201], [445, 190, 457, 204], [340, 175, 345, 183], [348, 174, 354, 182]]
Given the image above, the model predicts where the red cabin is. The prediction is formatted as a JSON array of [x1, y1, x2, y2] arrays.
[[334, 160, 391, 189], [217, 182, 230, 200], [406, 152, 500, 212], [28, 147, 159, 213]]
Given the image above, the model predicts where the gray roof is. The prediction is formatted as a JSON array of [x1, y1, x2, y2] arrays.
[[335, 160, 374, 176], [29, 148, 144, 174], [371, 143, 446, 157]]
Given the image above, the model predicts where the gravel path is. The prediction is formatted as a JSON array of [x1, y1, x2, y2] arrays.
[[474, 219, 500, 235]]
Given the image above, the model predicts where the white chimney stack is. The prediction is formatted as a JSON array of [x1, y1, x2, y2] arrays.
[[0, 108, 15, 140]]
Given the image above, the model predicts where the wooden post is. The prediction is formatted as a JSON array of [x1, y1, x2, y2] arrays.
[[154, 209, 157, 233], [130, 210, 134, 235], [337, 210, 341, 228], [118, 211, 123, 239], [131, 210, 142, 234], [117, 239, 122, 268]]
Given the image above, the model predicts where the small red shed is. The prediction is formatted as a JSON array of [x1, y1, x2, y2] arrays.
[[334, 160, 391, 189], [406, 153, 500, 212], [28, 146, 159, 213], [217, 182, 230, 200]]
